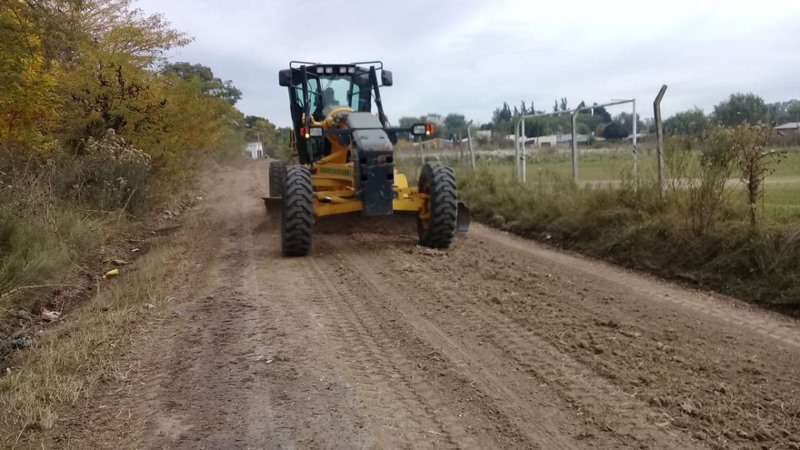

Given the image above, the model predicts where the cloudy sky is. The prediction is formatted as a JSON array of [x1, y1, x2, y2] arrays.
[[135, 0, 800, 127]]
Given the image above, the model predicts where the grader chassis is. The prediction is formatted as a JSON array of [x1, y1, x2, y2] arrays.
[[265, 61, 469, 256]]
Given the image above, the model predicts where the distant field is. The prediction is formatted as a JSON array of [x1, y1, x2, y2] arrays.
[[397, 146, 800, 223]]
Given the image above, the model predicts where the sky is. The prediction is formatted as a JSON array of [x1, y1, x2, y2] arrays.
[[135, 0, 800, 128]]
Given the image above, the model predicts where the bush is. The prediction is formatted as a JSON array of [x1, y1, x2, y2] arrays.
[[54, 129, 152, 215]]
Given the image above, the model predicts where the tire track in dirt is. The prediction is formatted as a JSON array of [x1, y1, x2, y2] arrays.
[[330, 234, 700, 449], [298, 249, 508, 449], [335, 224, 800, 449], [135, 165, 373, 449], [474, 224, 800, 349], [52, 162, 800, 450]]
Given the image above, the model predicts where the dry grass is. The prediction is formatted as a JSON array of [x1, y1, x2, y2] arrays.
[[0, 193, 208, 447], [0, 172, 216, 448]]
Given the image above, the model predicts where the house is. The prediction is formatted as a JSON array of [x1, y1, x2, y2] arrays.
[[476, 130, 492, 140], [244, 142, 263, 159], [775, 122, 800, 133], [556, 133, 590, 145]]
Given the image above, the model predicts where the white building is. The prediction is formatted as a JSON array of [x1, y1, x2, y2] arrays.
[[244, 142, 263, 159]]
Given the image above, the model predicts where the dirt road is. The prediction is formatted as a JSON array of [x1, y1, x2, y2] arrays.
[[61, 161, 800, 449]]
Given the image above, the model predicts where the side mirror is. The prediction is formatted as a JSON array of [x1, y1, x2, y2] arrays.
[[381, 70, 393, 86], [411, 123, 434, 136], [278, 69, 292, 87]]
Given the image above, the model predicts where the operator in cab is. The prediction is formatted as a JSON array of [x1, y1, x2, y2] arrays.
[[318, 87, 343, 120]]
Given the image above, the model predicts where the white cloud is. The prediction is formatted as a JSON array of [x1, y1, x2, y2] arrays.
[[136, 0, 800, 127]]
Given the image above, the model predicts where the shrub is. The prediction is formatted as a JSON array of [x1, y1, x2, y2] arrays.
[[54, 129, 152, 215]]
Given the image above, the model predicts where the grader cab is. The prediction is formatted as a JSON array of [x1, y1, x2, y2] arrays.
[[266, 61, 469, 256]]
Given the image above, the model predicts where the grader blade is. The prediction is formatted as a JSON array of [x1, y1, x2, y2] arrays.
[[263, 196, 282, 219], [457, 201, 471, 236]]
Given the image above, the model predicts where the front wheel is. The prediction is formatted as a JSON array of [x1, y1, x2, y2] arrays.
[[281, 166, 313, 256], [417, 163, 458, 249]]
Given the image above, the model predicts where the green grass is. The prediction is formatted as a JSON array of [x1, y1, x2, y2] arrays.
[[0, 196, 123, 337], [454, 147, 800, 222], [511, 147, 800, 182]]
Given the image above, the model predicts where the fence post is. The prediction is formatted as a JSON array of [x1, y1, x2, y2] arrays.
[[521, 118, 527, 183], [571, 112, 579, 184], [514, 120, 521, 181], [632, 98, 638, 188], [570, 102, 585, 184], [653, 85, 668, 198], [467, 122, 476, 170], [418, 135, 425, 165]]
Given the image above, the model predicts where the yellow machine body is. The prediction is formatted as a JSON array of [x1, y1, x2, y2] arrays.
[[298, 107, 427, 220]]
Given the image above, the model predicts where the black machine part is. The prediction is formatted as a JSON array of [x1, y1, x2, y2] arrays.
[[348, 112, 394, 216]]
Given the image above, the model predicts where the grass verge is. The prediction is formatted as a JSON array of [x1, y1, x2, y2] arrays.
[[0, 186, 211, 447]]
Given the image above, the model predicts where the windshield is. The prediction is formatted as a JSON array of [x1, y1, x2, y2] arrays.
[[293, 73, 372, 116]]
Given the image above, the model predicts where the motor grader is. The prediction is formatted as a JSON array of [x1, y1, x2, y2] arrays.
[[265, 61, 469, 257]]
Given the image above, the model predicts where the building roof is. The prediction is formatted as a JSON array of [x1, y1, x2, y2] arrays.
[[775, 122, 800, 130]]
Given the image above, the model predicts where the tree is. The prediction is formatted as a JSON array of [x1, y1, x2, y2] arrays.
[[560, 97, 568, 112], [785, 101, 800, 122], [23, 0, 191, 67], [602, 122, 629, 139], [713, 93, 770, 126], [553, 99, 558, 113], [590, 105, 612, 124], [492, 102, 512, 125], [162, 62, 242, 105], [615, 112, 645, 134], [243, 115, 276, 146], [664, 108, 711, 136], [443, 113, 466, 137], [0, 5, 59, 150], [730, 124, 787, 227]]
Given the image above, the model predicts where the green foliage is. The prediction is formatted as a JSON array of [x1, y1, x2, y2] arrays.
[[602, 122, 629, 139], [614, 112, 645, 133], [728, 124, 788, 227], [664, 108, 710, 136], [54, 129, 152, 215], [0, 5, 59, 150], [0, 0, 250, 330], [443, 113, 467, 138], [713, 92, 771, 126], [162, 62, 242, 105]]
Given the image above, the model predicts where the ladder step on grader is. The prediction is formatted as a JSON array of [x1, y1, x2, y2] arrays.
[[264, 61, 469, 257]]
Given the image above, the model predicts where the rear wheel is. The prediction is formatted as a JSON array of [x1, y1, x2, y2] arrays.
[[281, 166, 313, 257], [417, 162, 458, 249], [269, 160, 286, 197]]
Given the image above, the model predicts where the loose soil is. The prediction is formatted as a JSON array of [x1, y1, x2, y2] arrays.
[[31, 161, 800, 449]]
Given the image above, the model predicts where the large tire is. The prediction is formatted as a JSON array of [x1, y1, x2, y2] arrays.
[[269, 160, 286, 197], [417, 162, 458, 249], [281, 166, 313, 256]]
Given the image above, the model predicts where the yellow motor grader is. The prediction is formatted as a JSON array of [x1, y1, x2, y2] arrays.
[[265, 61, 469, 257]]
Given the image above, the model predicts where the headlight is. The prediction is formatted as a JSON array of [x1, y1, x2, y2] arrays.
[[316, 67, 324, 74], [348, 67, 355, 74], [339, 66, 347, 74], [325, 67, 333, 74]]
